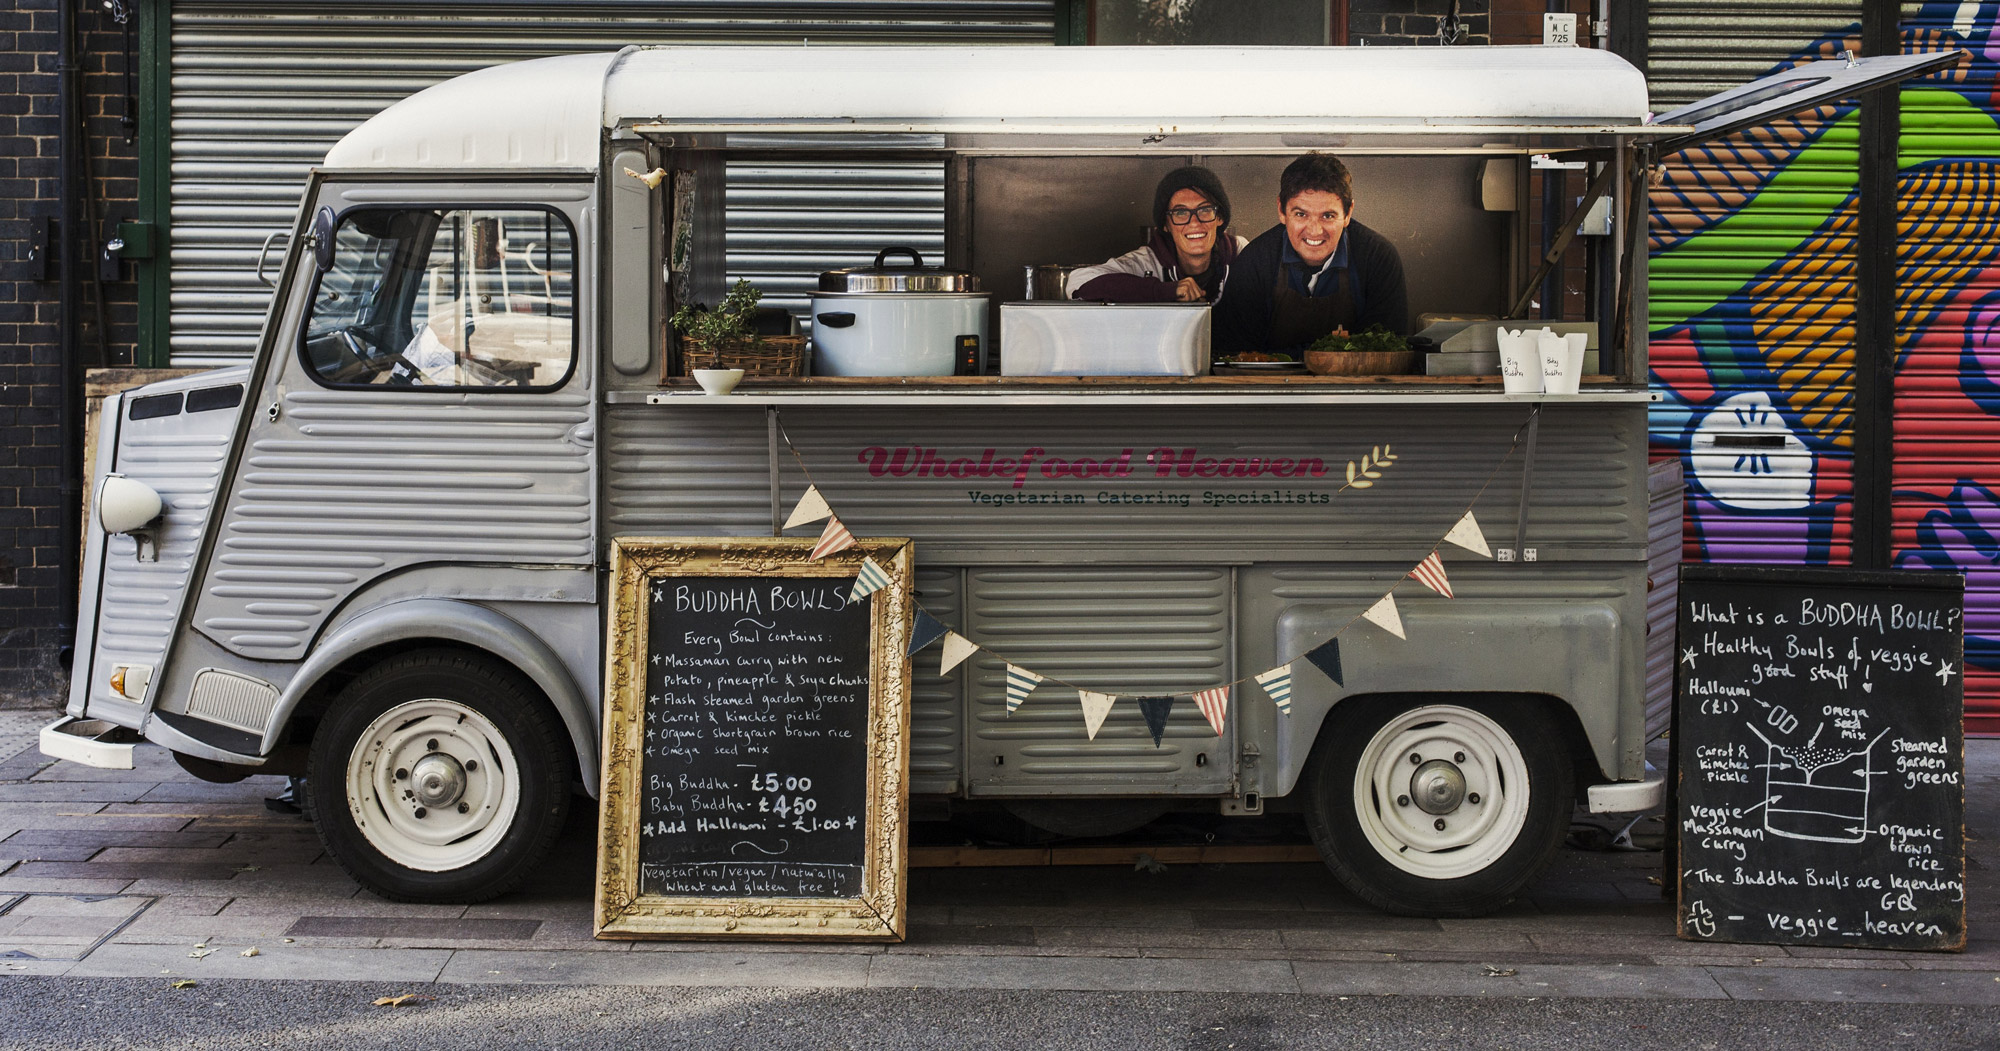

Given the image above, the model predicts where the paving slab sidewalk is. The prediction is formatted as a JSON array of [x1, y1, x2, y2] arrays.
[[1, 717, 1993, 1004]]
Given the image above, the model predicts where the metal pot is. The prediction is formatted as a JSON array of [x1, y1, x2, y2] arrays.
[[812, 248, 988, 376], [1023, 264, 1084, 300]]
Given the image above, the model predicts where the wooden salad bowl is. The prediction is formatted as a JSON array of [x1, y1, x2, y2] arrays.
[[1304, 349, 1417, 376]]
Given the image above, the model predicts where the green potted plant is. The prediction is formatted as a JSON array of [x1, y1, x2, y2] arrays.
[[668, 279, 804, 380]]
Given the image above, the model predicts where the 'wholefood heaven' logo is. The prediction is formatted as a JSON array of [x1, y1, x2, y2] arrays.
[[857, 446, 1331, 490]]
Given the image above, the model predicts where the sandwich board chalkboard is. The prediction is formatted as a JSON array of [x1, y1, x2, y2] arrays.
[[1673, 565, 1965, 951], [594, 537, 914, 941]]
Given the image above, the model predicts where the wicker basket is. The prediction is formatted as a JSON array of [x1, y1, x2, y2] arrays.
[[672, 335, 807, 381]]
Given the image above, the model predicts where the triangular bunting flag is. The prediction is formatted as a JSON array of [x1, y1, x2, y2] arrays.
[[1304, 638, 1344, 687], [1077, 689, 1117, 740], [847, 557, 891, 602], [906, 608, 949, 656], [1362, 593, 1406, 639], [784, 485, 832, 529], [1254, 665, 1294, 716], [1409, 552, 1453, 598], [1137, 696, 1174, 747], [939, 632, 979, 674], [1004, 664, 1043, 713], [809, 515, 855, 560], [1192, 687, 1229, 737], [1443, 511, 1491, 558]]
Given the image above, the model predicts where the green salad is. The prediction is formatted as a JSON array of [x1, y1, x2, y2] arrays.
[[1305, 325, 1409, 355]]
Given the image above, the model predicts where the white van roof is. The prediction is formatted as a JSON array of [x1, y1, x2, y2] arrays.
[[326, 45, 1656, 170]]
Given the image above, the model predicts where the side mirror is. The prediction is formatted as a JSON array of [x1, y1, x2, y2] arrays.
[[311, 206, 337, 272], [97, 474, 163, 535]]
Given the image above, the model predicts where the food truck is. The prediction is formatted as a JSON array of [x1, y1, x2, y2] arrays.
[[43, 45, 1952, 917]]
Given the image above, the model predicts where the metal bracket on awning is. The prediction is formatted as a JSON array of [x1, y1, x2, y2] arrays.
[[1505, 162, 1616, 320]]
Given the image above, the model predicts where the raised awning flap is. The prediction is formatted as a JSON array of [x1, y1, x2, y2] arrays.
[[1648, 50, 1961, 155]]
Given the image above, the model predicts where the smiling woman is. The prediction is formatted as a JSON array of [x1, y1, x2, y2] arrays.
[[1064, 166, 1250, 303]]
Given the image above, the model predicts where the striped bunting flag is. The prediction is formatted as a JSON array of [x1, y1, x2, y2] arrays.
[[809, 514, 856, 560], [939, 632, 979, 674], [1362, 593, 1406, 639], [784, 485, 832, 529], [1409, 552, 1453, 598], [1077, 689, 1118, 740], [1004, 664, 1043, 713], [1192, 687, 1229, 737], [907, 608, 950, 656], [1443, 511, 1491, 558], [848, 557, 891, 602], [1254, 665, 1294, 716]]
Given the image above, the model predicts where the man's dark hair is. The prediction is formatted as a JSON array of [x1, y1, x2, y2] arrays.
[[1278, 154, 1354, 212], [1152, 165, 1232, 231]]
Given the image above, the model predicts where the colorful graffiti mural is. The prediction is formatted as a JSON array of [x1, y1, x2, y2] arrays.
[[1649, 3, 2000, 731]]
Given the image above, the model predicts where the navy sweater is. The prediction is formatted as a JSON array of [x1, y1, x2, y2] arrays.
[[1211, 220, 1409, 355]]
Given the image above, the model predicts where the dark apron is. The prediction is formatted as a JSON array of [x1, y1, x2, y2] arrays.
[[1268, 263, 1356, 350]]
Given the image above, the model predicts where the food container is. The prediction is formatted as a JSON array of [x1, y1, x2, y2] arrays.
[[811, 247, 988, 376], [1304, 349, 1417, 375], [999, 301, 1210, 376]]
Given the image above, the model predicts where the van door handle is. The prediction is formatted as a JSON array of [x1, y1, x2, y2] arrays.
[[815, 312, 856, 329]]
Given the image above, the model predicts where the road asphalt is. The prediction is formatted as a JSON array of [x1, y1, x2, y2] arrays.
[[1, 705, 1995, 1048]]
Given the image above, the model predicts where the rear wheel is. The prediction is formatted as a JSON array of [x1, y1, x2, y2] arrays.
[[307, 650, 570, 903], [1304, 696, 1572, 917]]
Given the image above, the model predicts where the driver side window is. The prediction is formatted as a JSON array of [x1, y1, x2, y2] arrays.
[[302, 207, 575, 390]]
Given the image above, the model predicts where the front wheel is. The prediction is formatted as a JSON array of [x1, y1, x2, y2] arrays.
[[307, 650, 571, 903], [1304, 696, 1573, 917]]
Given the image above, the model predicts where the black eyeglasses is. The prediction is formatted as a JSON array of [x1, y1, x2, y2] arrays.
[[1165, 204, 1220, 225]]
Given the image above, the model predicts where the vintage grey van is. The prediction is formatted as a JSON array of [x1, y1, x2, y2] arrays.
[[44, 45, 1951, 915]]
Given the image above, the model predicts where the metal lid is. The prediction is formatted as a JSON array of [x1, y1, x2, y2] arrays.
[[818, 246, 981, 294]]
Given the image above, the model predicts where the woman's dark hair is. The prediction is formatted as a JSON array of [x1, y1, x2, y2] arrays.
[[1152, 166, 1231, 230], [1278, 154, 1354, 212]]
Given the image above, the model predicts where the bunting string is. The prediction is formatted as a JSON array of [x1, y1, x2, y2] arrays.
[[767, 408, 1540, 715]]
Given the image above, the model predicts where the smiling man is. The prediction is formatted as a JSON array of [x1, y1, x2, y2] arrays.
[[1212, 154, 1409, 355]]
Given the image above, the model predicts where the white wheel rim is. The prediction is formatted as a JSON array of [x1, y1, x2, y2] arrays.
[[1350, 705, 1531, 880], [344, 698, 520, 873]]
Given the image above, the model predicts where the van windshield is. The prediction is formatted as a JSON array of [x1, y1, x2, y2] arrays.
[[302, 207, 575, 389]]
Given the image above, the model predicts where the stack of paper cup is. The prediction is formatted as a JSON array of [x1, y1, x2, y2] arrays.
[[1496, 329, 1542, 394], [1537, 330, 1586, 395]]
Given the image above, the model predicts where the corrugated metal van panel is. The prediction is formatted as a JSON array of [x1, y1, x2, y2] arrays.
[[190, 389, 595, 661], [164, 1, 1053, 365], [1646, 460, 1685, 742], [83, 383, 242, 721], [1647, 4, 1863, 569], [911, 566, 964, 793], [602, 403, 1651, 559], [962, 566, 1234, 795], [1891, 4, 2000, 733]]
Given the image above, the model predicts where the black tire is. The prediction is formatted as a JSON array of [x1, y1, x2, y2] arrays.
[[306, 649, 571, 903], [1302, 695, 1573, 918]]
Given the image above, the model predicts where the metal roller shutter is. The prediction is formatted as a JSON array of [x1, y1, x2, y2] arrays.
[[1647, 3, 1864, 572], [164, 1, 1053, 364], [1890, 2, 2000, 733]]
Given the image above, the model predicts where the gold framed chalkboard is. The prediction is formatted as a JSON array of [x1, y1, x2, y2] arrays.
[[594, 537, 914, 941]]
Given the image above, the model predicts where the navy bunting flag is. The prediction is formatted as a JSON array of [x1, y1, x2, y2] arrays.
[[1305, 638, 1344, 687], [1137, 696, 1174, 747], [907, 608, 950, 656]]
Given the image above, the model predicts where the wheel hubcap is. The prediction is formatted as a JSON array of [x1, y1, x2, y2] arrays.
[[1351, 705, 1532, 880], [410, 753, 467, 809], [344, 699, 520, 873], [1410, 759, 1466, 815]]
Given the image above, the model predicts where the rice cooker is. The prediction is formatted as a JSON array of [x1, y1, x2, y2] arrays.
[[811, 248, 989, 376]]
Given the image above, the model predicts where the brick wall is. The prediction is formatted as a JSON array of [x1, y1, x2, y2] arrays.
[[0, 0, 140, 702], [1350, 0, 1492, 46]]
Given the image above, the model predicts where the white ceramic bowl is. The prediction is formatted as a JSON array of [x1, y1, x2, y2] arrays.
[[692, 368, 745, 396]]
